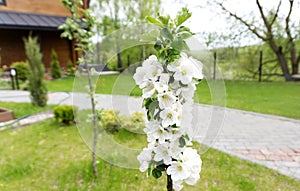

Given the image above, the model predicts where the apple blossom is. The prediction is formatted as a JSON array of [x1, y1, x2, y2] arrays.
[[135, 9, 204, 191], [153, 143, 172, 165], [160, 107, 179, 127], [157, 91, 177, 109], [137, 148, 153, 172], [166, 161, 190, 182]]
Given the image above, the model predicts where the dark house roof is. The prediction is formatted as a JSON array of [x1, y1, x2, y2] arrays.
[[0, 11, 67, 30]]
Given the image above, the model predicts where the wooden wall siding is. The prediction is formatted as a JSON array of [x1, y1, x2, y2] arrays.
[[40, 31, 72, 69], [0, 0, 90, 16], [0, 0, 70, 16], [0, 29, 27, 67], [0, 29, 73, 69]]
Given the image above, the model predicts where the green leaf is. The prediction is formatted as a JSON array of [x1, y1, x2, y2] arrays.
[[149, 101, 158, 112], [175, 7, 192, 27], [152, 168, 162, 179], [161, 28, 174, 41], [147, 166, 152, 177], [148, 101, 158, 120], [179, 136, 186, 148], [171, 38, 184, 51], [178, 31, 194, 39], [184, 134, 190, 141], [143, 98, 152, 109], [154, 41, 163, 51], [146, 16, 163, 27], [156, 164, 167, 171], [177, 26, 192, 33], [158, 15, 170, 25], [182, 40, 189, 51]]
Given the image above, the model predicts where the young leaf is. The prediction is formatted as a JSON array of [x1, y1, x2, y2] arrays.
[[147, 163, 152, 177], [177, 26, 192, 33], [161, 28, 174, 41], [175, 7, 192, 27], [146, 16, 163, 27], [143, 98, 152, 109], [179, 136, 186, 148], [178, 31, 194, 39], [171, 38, 184, 51], [158, 15, 170, 25]]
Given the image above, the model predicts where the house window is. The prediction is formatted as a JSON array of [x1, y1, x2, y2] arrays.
[[0, 0, 6, 5]]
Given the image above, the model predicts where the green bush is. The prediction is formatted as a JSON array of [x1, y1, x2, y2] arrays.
[[23, 34, 48, 107], [97, 110, 145, 134], [50, 49, 62, 79], [54, 105, 78, 125], [98, 110, 121, 133], [20, 80, 29, 90], [65, 60, 76, 76], [121, 112, 145, 133], [11, 61, 30, 82]]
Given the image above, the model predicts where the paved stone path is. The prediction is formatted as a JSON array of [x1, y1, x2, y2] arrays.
[[0, 90, 299, 180], [0, 110, 53, 131]]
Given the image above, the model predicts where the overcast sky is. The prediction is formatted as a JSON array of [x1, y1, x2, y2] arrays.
[[162, 0, 300, 34], [91, 0, 300, 46]]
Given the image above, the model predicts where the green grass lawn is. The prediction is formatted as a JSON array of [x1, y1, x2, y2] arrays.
[[0, 101, 55, 118], [46, 75, 300, 119], [0, 120, 300, 191]]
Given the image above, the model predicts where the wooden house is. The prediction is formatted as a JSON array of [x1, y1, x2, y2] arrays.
[[0, 0, 89, 70]]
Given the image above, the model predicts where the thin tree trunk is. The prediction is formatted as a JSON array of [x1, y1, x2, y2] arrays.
[[85, 60, 99, 177], [142, 45, 146, 61], [117, 52, 122, 71], [167, 175, 173, 191], [117, 42, 122, 71], [258, 50, 263, 82], [96, 42, 100, 65]]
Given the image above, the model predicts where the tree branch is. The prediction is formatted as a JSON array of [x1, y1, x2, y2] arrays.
[[262, 73, 283, 77], [270, 0, 282, 26], [256, 0, 271, 32], [285, 0, 294, 43], [262, 58, 278, 65], [285, 0, 297, 73], [216, 2, 267, 41]]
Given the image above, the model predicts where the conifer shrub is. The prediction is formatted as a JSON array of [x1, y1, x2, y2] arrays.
[[23, 34, 48, 107], [50, 49, 62, 79], [66, 60, 76, 76]]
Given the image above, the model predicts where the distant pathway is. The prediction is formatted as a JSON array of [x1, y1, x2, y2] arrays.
[[0, 90, 299, 180]]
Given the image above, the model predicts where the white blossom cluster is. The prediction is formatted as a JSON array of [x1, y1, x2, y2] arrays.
[[134, 53, 204, 190]]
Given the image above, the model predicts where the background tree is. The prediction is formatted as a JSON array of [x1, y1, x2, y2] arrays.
[[94, 0, 161, 69], [125, 0, 161, 60], [214, 0, 300, 81], [23, 34, 48, 107], [96, 0, 124, 70], [50, 49, 62, 79]]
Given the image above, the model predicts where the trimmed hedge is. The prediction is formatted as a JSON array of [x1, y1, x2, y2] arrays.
[[54, 105, 78, 125]]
